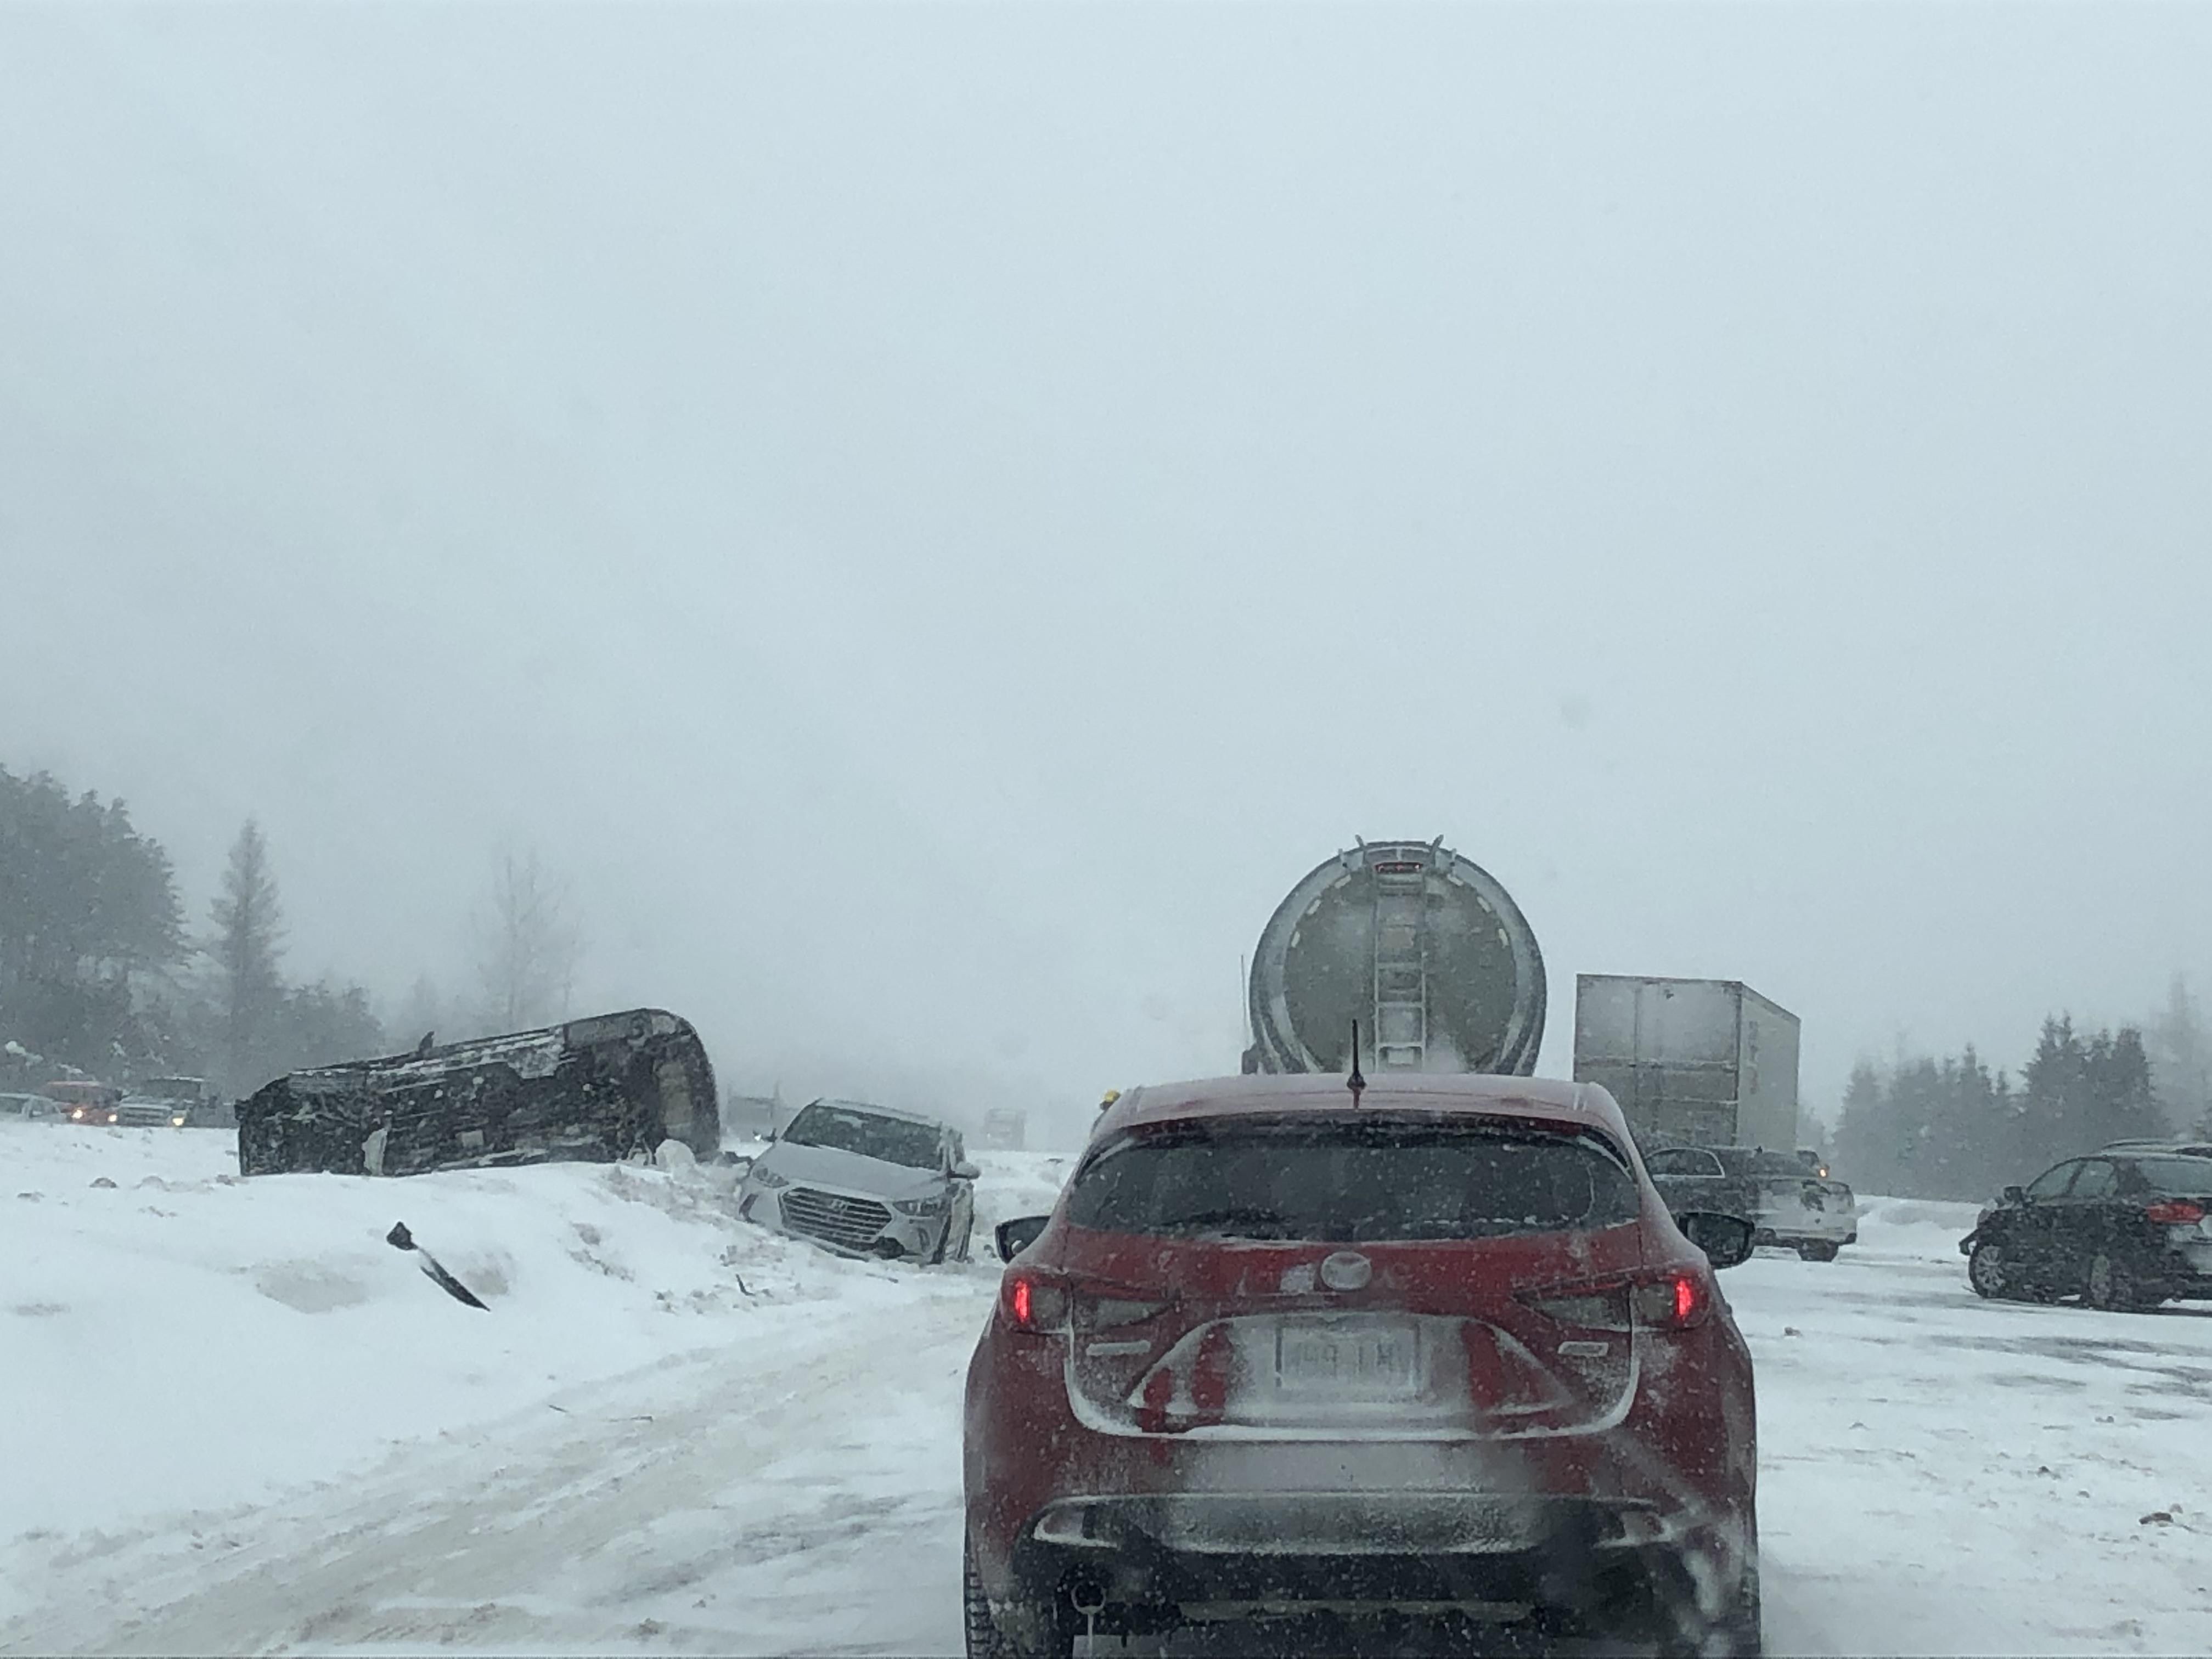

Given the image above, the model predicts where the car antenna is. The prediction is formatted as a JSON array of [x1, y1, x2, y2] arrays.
[[1348, 1019, 1366, 1107]]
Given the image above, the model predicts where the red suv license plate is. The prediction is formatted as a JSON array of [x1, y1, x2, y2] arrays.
[[1274, 1319, 1420, 1396]]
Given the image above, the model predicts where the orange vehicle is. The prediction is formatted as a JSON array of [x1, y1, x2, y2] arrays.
[[41, 1080, 125, 1125]]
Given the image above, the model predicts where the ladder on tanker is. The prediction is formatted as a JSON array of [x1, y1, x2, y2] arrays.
[[1369, 851, 1432, 1070]]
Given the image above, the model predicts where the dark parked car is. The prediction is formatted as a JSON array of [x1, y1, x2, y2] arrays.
[[1643, 1145, 1858, 1261], [1961, 1152, 2212, 1310], [965, 1073, 1761, 1657]]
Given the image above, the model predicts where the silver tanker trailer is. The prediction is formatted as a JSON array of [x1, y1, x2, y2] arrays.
[[1242, 837, 1547, 1076]]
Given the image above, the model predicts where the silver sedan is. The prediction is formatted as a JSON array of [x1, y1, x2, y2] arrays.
[[734, 1098, 978, 1263]]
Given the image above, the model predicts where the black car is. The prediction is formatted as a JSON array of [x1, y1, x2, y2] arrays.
[[1642, 1144, 1858, 1261], [1961, 1152, 2212, 1310]]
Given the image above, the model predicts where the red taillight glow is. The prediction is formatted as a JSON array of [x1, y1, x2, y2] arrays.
[[1001, 1272, 1068, 1334], [2147, 1199, 2206, 1226], [1526, 1268, 1710, 1333], [1630, 1271, 1709, 1331]]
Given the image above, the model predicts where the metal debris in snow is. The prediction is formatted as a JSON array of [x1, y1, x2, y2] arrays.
[[385, 1221, 489, 1311]]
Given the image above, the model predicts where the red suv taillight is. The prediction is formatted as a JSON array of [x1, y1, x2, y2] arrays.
[[1524, 1267, 1712, 1333], [1002, 1269, 1070, 1334], [1001, 1269, 1168, 1335], [2146, 1199, 2206, 1226]]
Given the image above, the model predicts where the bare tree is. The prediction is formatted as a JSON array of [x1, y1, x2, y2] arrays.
[[470, 847, 582, 1033], [208, 818, 285, 1094]]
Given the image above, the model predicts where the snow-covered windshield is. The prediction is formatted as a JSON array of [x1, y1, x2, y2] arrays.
[[780, 1102, 941, 1170], [1065, 1118, 1636, 1241]]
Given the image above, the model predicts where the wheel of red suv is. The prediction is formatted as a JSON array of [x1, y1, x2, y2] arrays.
[[1796, 1241, 1840, 1263], [963, 1533, 1069, 1659]]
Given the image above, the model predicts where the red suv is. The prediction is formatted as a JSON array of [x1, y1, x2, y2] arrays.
[[963, 1073, 1760, 1656]]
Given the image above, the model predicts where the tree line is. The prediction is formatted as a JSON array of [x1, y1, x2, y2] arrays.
[[0, 761, 583, 1100], [1833, 985, 2212, 1202]]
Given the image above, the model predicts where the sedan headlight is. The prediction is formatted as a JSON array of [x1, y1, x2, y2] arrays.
[[893, 1193, 950, 1216], [748, 1166, 790, 1189]]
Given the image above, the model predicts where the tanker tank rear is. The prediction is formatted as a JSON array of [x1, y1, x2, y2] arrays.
[[1244, 838, 1546, 1076]]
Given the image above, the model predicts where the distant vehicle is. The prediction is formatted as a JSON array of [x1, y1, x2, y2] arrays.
[[980, 1108, 1027, 1150], [0, 1091, 65, 1123], [41, 1080, 122, 1125], [114, 1096, 184, 1127], [1644, 1145, 1857, 1261], [1961, 1152, 2212, 1310], [969, 1073, 1760, 1657], [237, 1008, 719, 1176], [736, 1098, 978, 1263], [1574, 975, 1800, 1151]]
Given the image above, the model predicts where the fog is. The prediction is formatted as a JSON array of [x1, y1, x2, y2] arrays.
[[6, 4, 2210, 1141]]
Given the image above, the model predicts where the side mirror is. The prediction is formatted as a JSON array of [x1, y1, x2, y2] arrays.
[[1677, 1211, 1755, 1270], [950, 1159, 981, 1182], [995, 1215, 1051, 1262], [2002, 1185, 2027, 1205], [716, 1153, 755, 1178]]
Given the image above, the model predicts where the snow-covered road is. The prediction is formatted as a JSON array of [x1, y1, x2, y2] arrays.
[[5, 1126, 2210, 1655]]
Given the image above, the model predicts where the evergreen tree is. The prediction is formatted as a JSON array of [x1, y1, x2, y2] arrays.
[[207, 819, 286, 1094], [2147, 975, 2212, 1136], [1833, 1059, 1900, 1194], [2085, 1026, 2163, 1146], [0, 765, 187, 1071], [273, 980, 387, 1074], [2019, 1017, 2090, 1169]]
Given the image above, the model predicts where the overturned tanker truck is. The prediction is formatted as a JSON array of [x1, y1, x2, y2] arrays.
[[238, 1008, 719, 1177], [1242, 837, 1547, 1076]]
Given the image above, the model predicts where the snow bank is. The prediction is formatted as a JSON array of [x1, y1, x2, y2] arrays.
[[1, 1123, 1043, 1579]]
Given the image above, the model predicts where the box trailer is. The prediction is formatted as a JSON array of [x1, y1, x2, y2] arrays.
[[1573, 975, 1799, 1151]]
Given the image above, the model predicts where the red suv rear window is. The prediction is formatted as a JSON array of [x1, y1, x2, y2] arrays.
[[1065, 1116, 1636, 1243]]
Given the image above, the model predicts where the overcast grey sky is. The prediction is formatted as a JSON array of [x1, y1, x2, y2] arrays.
[[5, 4, 2209, 1141]]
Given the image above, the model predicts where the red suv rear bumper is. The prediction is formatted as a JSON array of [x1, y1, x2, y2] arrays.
[[965, 1327, 1755, 1640]]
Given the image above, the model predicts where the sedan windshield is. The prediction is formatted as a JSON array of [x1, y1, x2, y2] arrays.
[[780, 1103, 941, 1170], [1065, 1116, 1637, 1242]]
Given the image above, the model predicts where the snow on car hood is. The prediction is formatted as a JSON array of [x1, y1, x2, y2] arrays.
[[751, 1140, 945, 1200]]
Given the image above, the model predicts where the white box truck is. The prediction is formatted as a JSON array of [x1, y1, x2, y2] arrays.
[[1572, 974, 1799, 1150]]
